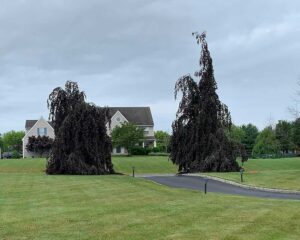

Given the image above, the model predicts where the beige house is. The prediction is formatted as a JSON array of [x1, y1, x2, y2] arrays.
[[108, 107, 156, 154], [22, 117, 55, 158], [23, 107, 156, 157]]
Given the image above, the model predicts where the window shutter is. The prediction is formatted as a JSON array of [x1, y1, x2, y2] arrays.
[[37, 128, 40, 136], [45, 128, 47, 136]]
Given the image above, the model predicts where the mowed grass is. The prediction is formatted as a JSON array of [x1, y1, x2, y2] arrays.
[[205, 158, 300, 191], [0, 157, 299, 239], [0, 156, 177, 175], [113, 155, 177, 174]]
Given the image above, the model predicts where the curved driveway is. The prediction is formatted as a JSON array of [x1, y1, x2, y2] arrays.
[[144, 175, 300, 200]]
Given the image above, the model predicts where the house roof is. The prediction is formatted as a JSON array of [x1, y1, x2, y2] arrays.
[[109, 107, 154, 126], [25, 107, 154, 130], [25, 120, 53, 130]]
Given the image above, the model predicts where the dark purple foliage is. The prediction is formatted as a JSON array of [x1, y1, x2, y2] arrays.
[[26, 136, 53, 157], [170, 32, 247, 173], [46, 81, 114, 175]]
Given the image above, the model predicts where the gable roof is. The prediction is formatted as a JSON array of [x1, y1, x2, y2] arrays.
[[25, 107, 154, 131], [109, 107, 154, 126], [25, 120, 53, 130]]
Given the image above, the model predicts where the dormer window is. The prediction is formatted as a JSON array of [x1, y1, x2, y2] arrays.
[[37, 128, 47, 136]]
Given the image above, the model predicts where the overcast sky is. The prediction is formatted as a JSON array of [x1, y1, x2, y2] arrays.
[[0, 0, 299, 133]]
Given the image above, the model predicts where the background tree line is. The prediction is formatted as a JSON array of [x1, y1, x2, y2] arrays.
[[228, 118, 300, 158], [1, 118, 299, 159], [0, 124, 171, 159]]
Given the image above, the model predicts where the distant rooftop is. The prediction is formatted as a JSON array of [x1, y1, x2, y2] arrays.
[[109, 107, 154, 126], [25, 120, 53, 130], [25, 107, 154, 130]]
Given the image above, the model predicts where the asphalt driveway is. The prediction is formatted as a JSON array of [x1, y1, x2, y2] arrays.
[[144, 175, 300, 200]]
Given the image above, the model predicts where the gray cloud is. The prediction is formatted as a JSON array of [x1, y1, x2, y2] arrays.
[[0, 0, 300, 133]]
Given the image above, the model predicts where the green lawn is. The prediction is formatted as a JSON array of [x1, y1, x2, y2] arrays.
[[113, 155, 177, 174], [205, 158, 300, 191], [0, 156, 177, 175], [0, 157, 300, 239]]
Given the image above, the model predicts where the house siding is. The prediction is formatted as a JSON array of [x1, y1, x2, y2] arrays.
[[141, 126, 154, 137], [107, 111, 129, 135], [22, 118, 54, 158]]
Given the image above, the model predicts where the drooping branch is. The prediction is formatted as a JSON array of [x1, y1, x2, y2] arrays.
[[26, 136, 53, 157], [46, 81, 114, 175], [170, 32, 246, 173]]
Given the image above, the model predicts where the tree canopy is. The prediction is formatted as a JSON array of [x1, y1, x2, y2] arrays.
[[252, 127, 279, 156], [241, 124, 259, 155], [169, 32, 246, 173], [0, 134, 3, 151], [1, 131, 24, 152], [46, 81, 114, 175], [292, 118, 300, 151], [275, 120, 294, 153], [111, 122, 144, 155], [227, 125, 245, 143], [154, 131, 170, 152]]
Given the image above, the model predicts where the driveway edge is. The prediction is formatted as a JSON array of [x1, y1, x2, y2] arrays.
[[185, 173, 300, 194]]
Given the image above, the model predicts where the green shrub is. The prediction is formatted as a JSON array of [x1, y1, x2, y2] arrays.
[[129, 146, 151, 155], [150, 147, 161, 153], [150, 146, 168, 153], [12, 150, 21, 159]]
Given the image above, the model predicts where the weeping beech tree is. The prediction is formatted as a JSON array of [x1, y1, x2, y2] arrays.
[[170, 32, 247, 173], [46, 81, 114, 175]]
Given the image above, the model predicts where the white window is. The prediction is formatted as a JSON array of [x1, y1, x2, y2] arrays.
[[143, 127, 149, 135], [37, 128, 47, 136]]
